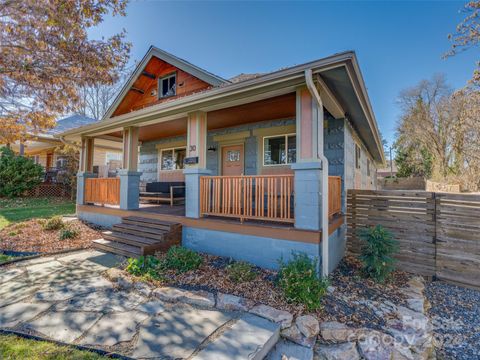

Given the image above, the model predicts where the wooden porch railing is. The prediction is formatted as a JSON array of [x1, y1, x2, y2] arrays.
[[84, 178, 120, 206], [200, 174, 343, 223], [200, 175, 295, 223], [328, 176, 342, 218]]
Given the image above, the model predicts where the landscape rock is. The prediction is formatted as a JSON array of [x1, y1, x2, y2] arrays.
[[250, 304, 293, 329], [357, 330, 395, 360], [267, 339, 313, 360], [296, 315, 320, 338], [216, 293, 255, 312], [406, 298, 425, 314], [281, 324, 316, 348], [320, 321, 362, 342], [315, 342, 360, 360], [154, 287, 215, 308], [104, 267, 123, 282]]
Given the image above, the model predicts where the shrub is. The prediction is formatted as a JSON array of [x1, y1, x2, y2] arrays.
[[0, 147, 43, 197], [226, 261, 257, 283], [125, 256, 162, 280], [358, 225, 399, 283], [59, 227, 79, 240], [163, 246, 203, 273], [277, 253, 329, 311], [43, 216, 65, 231]]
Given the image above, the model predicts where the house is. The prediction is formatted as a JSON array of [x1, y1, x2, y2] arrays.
[[9, 115, 123, 181], [59, 46, 385, 275]]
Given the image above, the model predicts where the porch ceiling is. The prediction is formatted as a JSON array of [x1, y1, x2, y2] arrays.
[[105, 93, 296, 142]]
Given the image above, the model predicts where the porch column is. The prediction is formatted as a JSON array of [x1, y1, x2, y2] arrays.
[[119, 126, 142, 210], [77, 137, 96, 205], [184, 111, 210, 218], [292, 86, 324, 231]]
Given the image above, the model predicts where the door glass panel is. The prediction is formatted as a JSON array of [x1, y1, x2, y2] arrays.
[[226, 150, 240, 162]]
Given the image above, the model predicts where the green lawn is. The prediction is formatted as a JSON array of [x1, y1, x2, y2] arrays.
[[0, 334, 108, 359], [0, 253, 14, 264], [0, 197, 76, 230]]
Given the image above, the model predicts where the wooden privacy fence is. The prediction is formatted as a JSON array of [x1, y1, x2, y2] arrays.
[[84, 178, 120, 206], [200, 175, 294, 223], [347, 189, 480, 288]]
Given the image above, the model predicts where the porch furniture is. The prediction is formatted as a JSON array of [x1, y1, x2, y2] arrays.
[[140, 181, 185, 206]]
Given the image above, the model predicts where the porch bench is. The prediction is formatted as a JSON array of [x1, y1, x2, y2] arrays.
[[140, 181, 185, 206]]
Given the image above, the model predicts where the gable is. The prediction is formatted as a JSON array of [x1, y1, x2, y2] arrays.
[[112, 56, 214, 117]]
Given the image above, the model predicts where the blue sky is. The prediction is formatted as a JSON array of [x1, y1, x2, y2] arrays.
[[90, 1, 477, 147]]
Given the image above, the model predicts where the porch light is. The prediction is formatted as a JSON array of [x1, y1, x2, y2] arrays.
[[207, 146, 216, 152]]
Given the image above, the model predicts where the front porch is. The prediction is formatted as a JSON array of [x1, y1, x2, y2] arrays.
[[75, 84, 347, 270]]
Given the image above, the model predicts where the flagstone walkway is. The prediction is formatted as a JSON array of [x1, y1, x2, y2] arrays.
[[0, 250, 285, 359]]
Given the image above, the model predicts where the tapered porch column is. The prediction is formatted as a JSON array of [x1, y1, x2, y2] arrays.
[[77, 137, 96, 205], [184, 111, 210, 218], [119, 126, 142, 210], [292, 86, 324, 231]]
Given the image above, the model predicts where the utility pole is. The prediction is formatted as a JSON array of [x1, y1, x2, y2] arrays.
[[389, 146, 393, 178]]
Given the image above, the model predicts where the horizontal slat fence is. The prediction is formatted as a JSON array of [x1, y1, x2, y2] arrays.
[[436, 193, 480, 288], [200, 175, 294, 223], [347, 189, 480, 288], [84, 178, 120, 206]]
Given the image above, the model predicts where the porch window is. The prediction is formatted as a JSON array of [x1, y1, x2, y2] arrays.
[[263, 134, 296, 166], [161, 147, 186, 170], [158, 73, 176, 98]]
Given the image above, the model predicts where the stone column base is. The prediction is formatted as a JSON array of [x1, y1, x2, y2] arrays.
[[291, 161, 323, 231], [118, 170, 142, 210], [184, 168, 212, 218]]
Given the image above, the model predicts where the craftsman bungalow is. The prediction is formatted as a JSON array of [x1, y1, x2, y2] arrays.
[[60, 46, 384, 275]]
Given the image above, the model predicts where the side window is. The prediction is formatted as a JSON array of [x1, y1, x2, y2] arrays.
[[158, 73, 176, 98], [355, 144, 361, 169], [367, 158, 371, 176]]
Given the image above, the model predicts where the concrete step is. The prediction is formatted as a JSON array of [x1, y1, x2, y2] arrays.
[[112, 223, 167, 240], [92, 239, 142, 258], [193, 313, 280, 360], [122, 216, 180, 231]]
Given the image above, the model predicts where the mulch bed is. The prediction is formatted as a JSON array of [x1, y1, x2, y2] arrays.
[[143, 253, 411, 329], [0, 219, 102, 253]]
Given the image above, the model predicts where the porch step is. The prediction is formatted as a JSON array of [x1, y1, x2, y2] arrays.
[[121, 216, 180, 231], [93, 216, 182, 258], [92, 239, 142, 258]]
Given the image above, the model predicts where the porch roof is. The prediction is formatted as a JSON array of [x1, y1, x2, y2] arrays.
[[59, 50, 385, 164]]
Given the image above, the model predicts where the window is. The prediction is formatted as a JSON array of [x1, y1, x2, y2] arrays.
[[158, 73, 176, 98], [161, 147, 186, 170], [263, 134, 296, 166], [355, 144, 361, 169], [367, 159, 371, 176]]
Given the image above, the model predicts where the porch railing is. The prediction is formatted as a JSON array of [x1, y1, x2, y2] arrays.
[[84, 178, 120, 206], [200, 174, 343, 223], [200, 175, 295, 223], [328, 176, 342, 218]]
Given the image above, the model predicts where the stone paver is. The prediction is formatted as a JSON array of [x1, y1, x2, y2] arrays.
[[80, 311, 149, 346], [34, 276, 114, 302], [133, 306, 232, 359], [0, 268, 25, 284], [0, 302, 51, 328], [56, 289, 147, 312], [136, 299, 167, 315], [26, 311, 102, 343], [194, 313, 280, 360], [0, 280, 41, 307]]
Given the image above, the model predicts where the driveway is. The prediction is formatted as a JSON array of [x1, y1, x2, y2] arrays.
[[0, 250, 287, 359]]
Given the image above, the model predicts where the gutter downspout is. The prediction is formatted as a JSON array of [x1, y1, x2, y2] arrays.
[[305, 69, 330, 277]]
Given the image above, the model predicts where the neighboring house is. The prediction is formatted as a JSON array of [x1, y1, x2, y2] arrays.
[[10, 115, 123, 181], [60, 46, 385, 275]]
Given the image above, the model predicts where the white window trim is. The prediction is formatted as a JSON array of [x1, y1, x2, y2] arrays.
[[262, 133, 296, 167], [158, 72, 177, 99], [160, 146, 186, 171]]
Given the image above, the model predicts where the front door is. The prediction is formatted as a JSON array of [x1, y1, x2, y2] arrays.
[[221, 144, 244, 176]]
